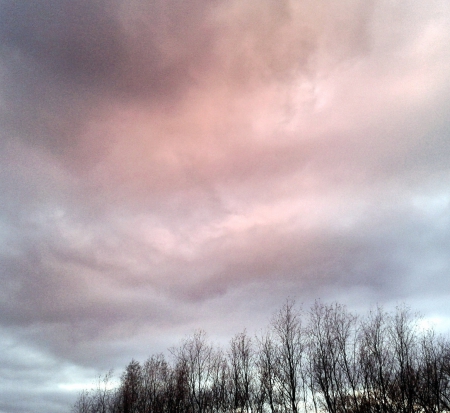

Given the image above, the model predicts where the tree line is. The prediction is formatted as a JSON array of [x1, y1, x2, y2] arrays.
[[72, 301, 450, 413]]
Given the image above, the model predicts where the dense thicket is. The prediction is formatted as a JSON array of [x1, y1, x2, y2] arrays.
[[72, 302, 450, 413]]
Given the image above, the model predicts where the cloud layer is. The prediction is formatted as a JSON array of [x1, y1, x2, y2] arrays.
[[1, 0, 450, 411]]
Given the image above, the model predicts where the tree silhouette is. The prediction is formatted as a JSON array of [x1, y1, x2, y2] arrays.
[[72, 302, 450, 413]]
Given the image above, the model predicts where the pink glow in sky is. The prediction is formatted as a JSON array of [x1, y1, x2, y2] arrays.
[[1, 1, 450, 411]]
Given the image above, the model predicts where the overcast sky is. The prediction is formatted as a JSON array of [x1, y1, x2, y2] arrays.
[[1, 0, 450, 411]]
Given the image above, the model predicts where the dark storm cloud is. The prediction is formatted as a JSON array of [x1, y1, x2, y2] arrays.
[[0, 0, 217, 165], [0, 0, 119, 154], [0, 1, 123, 82], [0, 0, 375, 165]]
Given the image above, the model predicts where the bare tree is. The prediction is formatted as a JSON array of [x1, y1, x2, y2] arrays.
[[416, 330, 450, 413], [358, 306, 394, 412], [138, 354, 171, 413], [256, 332, 279, 413], [166, 357, 190, 413], [173, 330, 216, 413], [330, 304, 360, 413], [307, 301, 342, 413], [72, 371, 116, 413], [71, 300, 450, 413], [95, 370, 115, 413], [228, 330, 255, 413], [272, 299, 305, 413], [210, 348, 230, 413], [72, 389, 93, 413], [120, 359, 142, 413], [388, 306, 420, 413]]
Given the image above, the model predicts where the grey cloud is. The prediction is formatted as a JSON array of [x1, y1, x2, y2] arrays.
[[0, 1, 123, 84], [0, 0, 122, 155], [0, 0, 377, 167], [0, 0, 215, 166], [176, 191, 450, 302], [0, 329, 97, 413]]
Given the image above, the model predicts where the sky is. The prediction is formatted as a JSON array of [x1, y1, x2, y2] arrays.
[[1, 0, 450, 411]]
